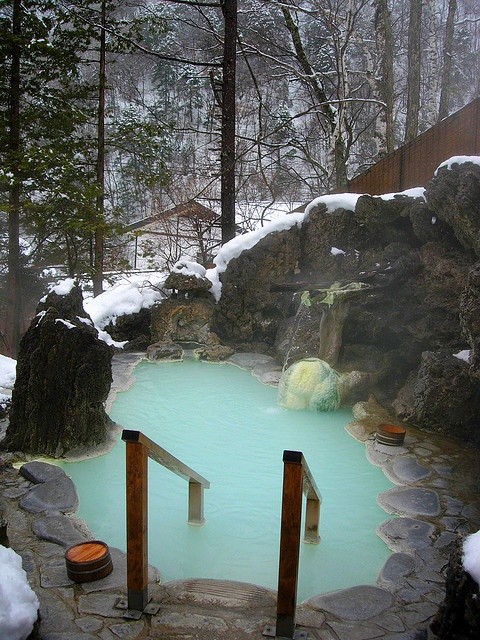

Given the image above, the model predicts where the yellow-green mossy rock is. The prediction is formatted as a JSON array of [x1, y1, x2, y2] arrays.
[[278, 358, 340, 412]]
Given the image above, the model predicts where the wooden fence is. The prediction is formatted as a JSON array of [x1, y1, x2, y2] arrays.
[[346, 97, 480, 195]]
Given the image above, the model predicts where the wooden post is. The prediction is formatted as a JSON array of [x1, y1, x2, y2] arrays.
[[188, 480, 205, 525], [125, 440, 148, 611], [276, 451, 304, 639], [304, 495, 321, 544]]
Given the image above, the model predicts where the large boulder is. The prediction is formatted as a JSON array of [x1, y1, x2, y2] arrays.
[[460, 263, 480, 382], [164, 271, 213, 298], [426, 161, 480, 257], [103, 307, 152, 351], [277, 358, 340, 412], [395, 350, 480, 446], [2, 285, 113, 457], [212, 224, 302, 345]]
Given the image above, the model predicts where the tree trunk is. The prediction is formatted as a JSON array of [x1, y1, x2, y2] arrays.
[[220, 0, 237, 245], [281, 7, 347, 189], [425, 0, 440, 127], [405, 0, 422, 142], [373, 0, 394, 155], [6, 0, 22, 357], [93, 0, 106, 296], [438, 0, 457, 121]]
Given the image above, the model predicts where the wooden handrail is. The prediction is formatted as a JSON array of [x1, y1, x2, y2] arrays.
[[274, 450, 321, 640], [122, 429, 210, 492], [121, 429, 210, 611]]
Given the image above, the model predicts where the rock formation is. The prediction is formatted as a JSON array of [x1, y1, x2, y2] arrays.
[[148, 266, 234, 362], [2, 284, 113, 458], [103, 307, 152, 351]]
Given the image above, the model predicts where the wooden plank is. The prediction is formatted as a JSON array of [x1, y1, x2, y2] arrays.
[[66, 541, 107, 562], [188, 480, 205, 525], [122, 430, 210, 489], [304, 497, 321, 544], [125, 440, 148, 611], [276, 451, 304, 638]]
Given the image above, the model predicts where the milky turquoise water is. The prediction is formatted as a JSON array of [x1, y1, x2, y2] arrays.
[[56, 359, 393, 600]]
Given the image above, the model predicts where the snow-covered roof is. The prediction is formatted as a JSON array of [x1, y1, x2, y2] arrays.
[[127, 201, 218, 231]]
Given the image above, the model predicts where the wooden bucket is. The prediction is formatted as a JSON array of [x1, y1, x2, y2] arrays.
[[65, 541, 113, 583], [375, 423, 406, 446]]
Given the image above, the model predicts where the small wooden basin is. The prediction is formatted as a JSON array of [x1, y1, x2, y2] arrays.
[[65, 541, 113, 583], [375, 423, 406, 446]]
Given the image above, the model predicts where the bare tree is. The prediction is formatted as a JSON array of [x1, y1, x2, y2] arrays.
[[438, 0, 457, 121], [280, 5, 348, 189], [372, 0, 394, 155], [424, 0, 440, 127], [220, 0, 237, 243]]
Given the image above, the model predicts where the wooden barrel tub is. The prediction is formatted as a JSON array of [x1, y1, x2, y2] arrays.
[[65, 541, 113, 583], [375, 423, 406, 446]]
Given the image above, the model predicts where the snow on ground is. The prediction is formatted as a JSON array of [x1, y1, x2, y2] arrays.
[[378, 186, 426, 201], [171, 259, 206, 278], [0, 546, 39, 640], [305, 192, 363, 215], [454, 350, 471, 363], [0, 355, 16, 407], [463, 530, 480, 586], [83, 277, 165, 347]]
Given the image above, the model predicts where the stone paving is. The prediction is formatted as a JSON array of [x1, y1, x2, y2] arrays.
[[1, 352, 479, 640]]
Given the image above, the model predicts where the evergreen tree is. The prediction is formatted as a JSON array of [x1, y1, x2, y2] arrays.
[[0, 0, 97, 354]]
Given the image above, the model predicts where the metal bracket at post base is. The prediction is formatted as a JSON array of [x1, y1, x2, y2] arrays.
[[262, 623, 307, 639]]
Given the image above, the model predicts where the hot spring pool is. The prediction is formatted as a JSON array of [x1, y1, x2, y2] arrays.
[[56, 359, 394, 601]]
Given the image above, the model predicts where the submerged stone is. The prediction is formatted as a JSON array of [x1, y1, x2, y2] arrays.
[[277, 358, 340, 412]]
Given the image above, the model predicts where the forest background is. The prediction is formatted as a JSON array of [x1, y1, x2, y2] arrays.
[[1, 0, 479, 356]]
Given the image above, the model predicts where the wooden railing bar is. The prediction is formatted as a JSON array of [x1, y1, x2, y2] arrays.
[[122, 429, 210, 489], [122, 429, 210, 611], [273, 450, 321, 639], [276, 452, 304, 639], [125, 440, 148, 612], [300, 457, 320, 502]]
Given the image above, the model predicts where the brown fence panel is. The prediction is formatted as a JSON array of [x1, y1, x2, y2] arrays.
[[347, 97, 480, 195]]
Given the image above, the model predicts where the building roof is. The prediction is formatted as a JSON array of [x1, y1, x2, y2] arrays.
[[127, 201, 219, 231]]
